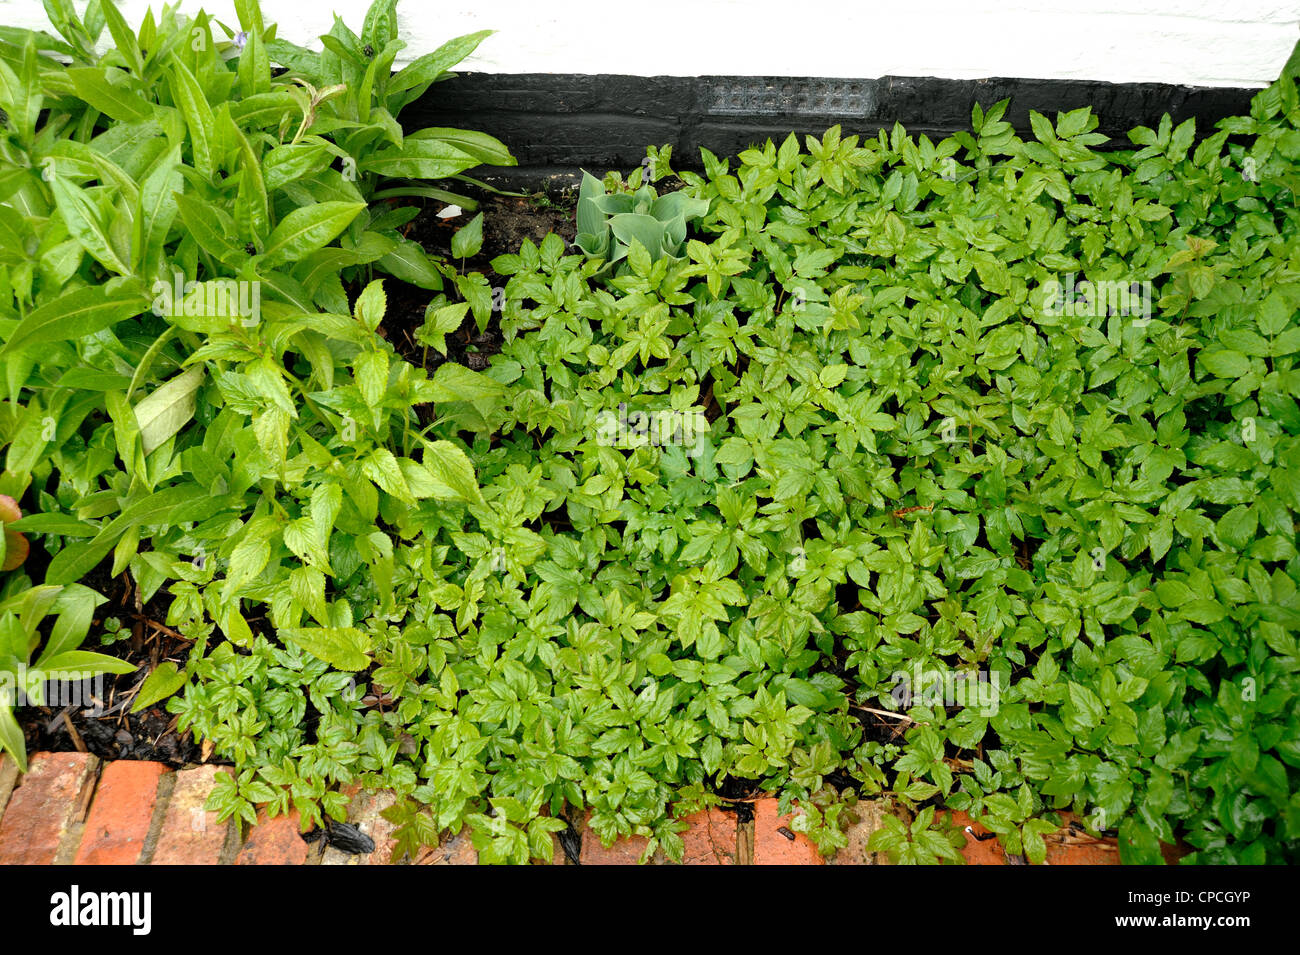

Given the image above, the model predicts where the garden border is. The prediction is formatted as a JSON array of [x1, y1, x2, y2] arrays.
[[0, 753, 1143, 865], [409, 72, 1259, 188]]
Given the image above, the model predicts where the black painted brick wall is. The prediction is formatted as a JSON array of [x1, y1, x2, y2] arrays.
[[404, 72, 1258, 183]]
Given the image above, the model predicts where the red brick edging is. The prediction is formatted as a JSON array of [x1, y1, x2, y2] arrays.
[[0, 753, 1128, 865]]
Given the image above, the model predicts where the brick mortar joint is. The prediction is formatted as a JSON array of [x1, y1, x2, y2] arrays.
[[52, 755, 102, 865], [737, 812, 755, 865], [0, 755, 18, 826], [137, 771, 178, 865], [217, 805, 244, 865]]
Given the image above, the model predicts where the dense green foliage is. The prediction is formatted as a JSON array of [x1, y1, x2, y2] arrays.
[[405, 73, 1300, 865], [2, 0, 1297, 864], [0, 0, 508, 783]]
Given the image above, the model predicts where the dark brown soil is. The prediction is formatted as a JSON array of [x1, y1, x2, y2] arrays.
[[16, 562, 206, 766], [378, 191, 578, 373]]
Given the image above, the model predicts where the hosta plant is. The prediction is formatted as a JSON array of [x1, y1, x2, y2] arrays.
[[574, 169, 709, 268]]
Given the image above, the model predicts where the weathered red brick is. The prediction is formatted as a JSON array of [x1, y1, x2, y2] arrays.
[[319, 784, 379, 867], [949, 809, 1126, 865], [1039, 812, 1121, 865], [321, 785, 398, 865], [678, 809, 737, 864], [410, 815, 569, 865], [1161, 841, 1193, 865], [829, 799, 893, 865], [236, 809, 309, 865], [0, 752, 99, 864], [1044, 839, 1121, 864], [578, 812, 654, 865], [418, 827, 478, 865], [541, 832, 569, 865], [752, 798, 824, 865], [74, 761, 169, 865], [0, 754, 18, 825], [580, 833, 646, 864], [149, 765, 234, 865], [948, 810, 1007, 864]]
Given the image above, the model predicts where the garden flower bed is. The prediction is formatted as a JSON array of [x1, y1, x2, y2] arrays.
[[1, 0, 1297, 866]]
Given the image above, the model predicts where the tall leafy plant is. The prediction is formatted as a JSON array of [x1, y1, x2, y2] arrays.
[[0, 580, 134, 771], [263, 0, 516, 293], [0, 0, 499, 812]]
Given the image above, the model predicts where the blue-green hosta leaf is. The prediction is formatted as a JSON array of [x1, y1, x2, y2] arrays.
[[607, 213, 666, 260]]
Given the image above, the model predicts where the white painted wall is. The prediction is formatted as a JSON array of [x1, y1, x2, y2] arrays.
[[1, 0, 1296, 86]]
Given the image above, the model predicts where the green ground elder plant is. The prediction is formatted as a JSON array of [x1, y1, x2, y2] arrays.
[[2, 0, 1298, 866], [359, 60, 1298, 863]]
